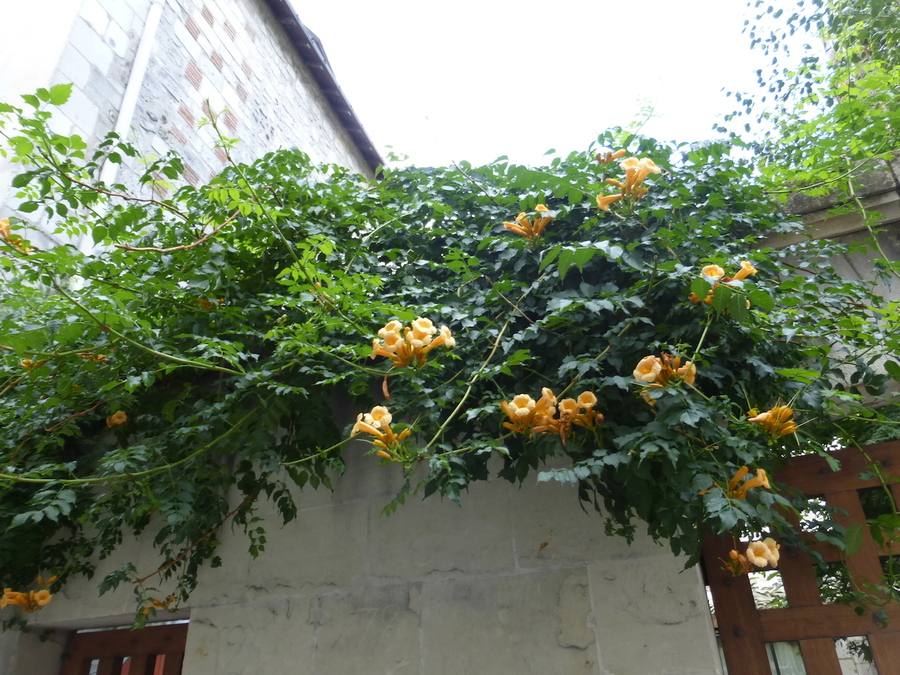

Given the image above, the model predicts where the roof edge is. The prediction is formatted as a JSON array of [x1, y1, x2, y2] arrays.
[[261, 0, 383, 174]]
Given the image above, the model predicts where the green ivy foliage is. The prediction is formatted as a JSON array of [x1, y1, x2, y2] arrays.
[[1, 88, 899, 621]]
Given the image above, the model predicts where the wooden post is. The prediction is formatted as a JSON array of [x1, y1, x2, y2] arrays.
[[703, 531, 772, 675]]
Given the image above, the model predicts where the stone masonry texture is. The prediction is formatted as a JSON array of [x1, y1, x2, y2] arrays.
[[1, 0, 371, 241], [5, 447, 723, 675]]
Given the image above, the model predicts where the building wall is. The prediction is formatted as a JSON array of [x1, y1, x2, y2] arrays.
[[0, 446, 722, 675], [0, 1, 85, 212], [770, 154, 900, 289], [0, 0, 372, 232]]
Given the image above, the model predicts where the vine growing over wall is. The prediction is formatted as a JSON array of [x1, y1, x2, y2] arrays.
[[1, 86, 899, 626]]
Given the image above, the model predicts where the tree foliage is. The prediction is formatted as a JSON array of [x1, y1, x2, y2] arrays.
[[1, 77, 899, 624], [733, 0, 900, 196]]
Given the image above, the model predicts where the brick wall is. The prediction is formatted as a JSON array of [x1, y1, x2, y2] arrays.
[[1, 0, 372, 233], [120, 0, 372, 192]]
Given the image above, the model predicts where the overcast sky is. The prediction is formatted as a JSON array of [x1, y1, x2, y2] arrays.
[[294, 0, 782, 167]]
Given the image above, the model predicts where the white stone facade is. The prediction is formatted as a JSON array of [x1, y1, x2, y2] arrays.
[[1, 447, 722, 674], [0, 0, 373, 220]]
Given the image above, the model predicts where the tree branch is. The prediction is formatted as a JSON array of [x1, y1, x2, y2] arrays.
[[53, 169, 189, 220], [133, 491, 257, 585], [115, 209, 241, 253], [44, 399, 108, 433]]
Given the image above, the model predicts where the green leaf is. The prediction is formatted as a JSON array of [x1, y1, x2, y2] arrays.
[[557, 250, 580, 281], [748, 289, 775, 311], [844, 524, 864, 556], [92, 225, 109, 244], [8, 511, 37, 528], [691, 473, 714, 493], [775, 368, 820, 384], [711, 284, 732, 313], [690, 278, 711, 300], [539, 247, 560, 271], [885, 360, 900, 383], [10, 136, 34, 157], [621, 249, 643, 270], [728, 293, 749, 323], [48, 83, 73, 106], [11, 172, 33, 188], [718, 508, 739, 531]]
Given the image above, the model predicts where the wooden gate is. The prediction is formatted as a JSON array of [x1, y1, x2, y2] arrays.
[[704, 440, 900, 674], [59, 622, 187, 675]]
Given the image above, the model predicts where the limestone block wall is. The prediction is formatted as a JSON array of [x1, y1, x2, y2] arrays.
[[0, 0, 372, 236], [0, 448, 723, 675], [769, 154, 900, 300]]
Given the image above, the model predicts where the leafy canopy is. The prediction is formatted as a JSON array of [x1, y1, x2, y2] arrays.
[[1, 78, 899, 623]]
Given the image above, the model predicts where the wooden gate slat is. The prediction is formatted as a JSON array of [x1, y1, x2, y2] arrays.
[[869, 632, 900, 672], [95, 657, 120, 675], [59, 631, 92, 675], [776, 442, 900, 492], [890, 482, 900, 511], [703, 531, 772, 675], [825, 490, 887, 589], [63, 659, 89, 675], [778, 543, 821, 607], [160, 652, 184, 675], [124, 654, 151, 675], [759, 602, 900, 641], [798, 638, 843, 674], [64, 624, 187, 659]]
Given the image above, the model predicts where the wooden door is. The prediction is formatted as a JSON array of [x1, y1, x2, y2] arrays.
[[59, 622, 187, 675]]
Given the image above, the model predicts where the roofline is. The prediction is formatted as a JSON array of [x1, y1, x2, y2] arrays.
[[261, 0, 383, 174]]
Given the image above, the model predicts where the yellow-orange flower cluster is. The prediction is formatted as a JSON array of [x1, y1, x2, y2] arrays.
[[142, 594, 177, 616], [748, 406, 797, 437], [0, 218, 32, 253], [595, 157, 662, 211], [370, 318, 456, 368], [106, 410, 128, 427], [633, 353, 697, 404], [1, 576, 56, 612], [500, 388, 603, 444], [595, 148, 627, 164], [502, 204, 553, 242], [723, 465, 772, 500], [351, 406, 411, 459], [728, 537, 780, 575], [689, 261, 758, 304]]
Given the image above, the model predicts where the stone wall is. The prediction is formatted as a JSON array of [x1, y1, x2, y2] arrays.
[[767, 154, 900, 272], [765, 156, 900, 311], [0, 446, 722, 675], [119, 0, 372, 189], [0, 0, 373, 240]]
